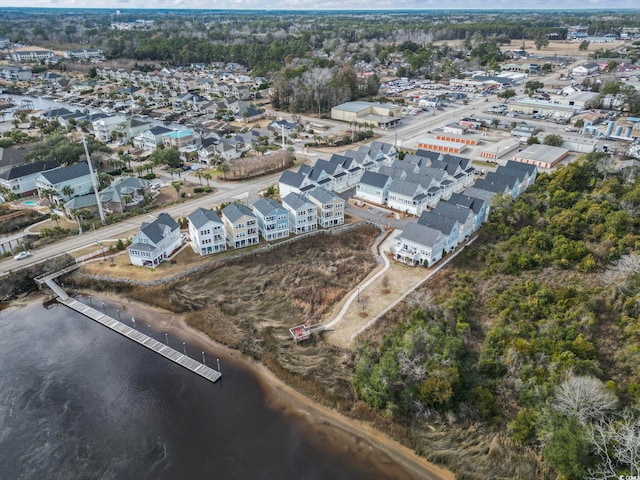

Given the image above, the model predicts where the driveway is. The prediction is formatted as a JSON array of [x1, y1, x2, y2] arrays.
[[339, 188, 414, 230]]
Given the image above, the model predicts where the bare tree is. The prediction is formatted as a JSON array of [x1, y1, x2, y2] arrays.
[[552, 374, 618, 426], [586, 410, 640, 479]]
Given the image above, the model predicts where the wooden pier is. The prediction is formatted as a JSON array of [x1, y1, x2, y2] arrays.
[[289, 323, 326, 343], [43, 278, 221, 383]]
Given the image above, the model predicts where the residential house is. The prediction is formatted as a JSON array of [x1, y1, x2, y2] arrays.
[[447, 193, 489, 231], [278, 170, 315, 198], [221, 203, 259, 249], [35, 163, 96, 205], [162, 129, 197, 149], [386, 178, 431, 216], [0, 160, 59, 197], [355, 171, 392, 204], [431, 201, 476, 241], [393, 223, 445, 267], [307, 187, 345, 228], [99, 176, 148, 214], [127, 212, 182, 267], [63, 176, 148, 218], [188, 207, 227, 255], [500, 160, 537, 190], [111, 117, 153, 144], [252, 197, 290, 241], [484, 172, 520, 199], [132, 126, 174, 151], [91, 115, 128, 142], [417, 211, 460, 253], [282, 192, 317, 234]]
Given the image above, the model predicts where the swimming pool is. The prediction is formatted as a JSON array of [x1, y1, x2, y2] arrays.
[[23, 200, 38, 206]]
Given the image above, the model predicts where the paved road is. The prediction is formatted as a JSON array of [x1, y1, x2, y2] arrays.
[[1, 172, 281, 276]]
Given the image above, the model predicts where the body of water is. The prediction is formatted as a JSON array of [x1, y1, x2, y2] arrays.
[[0, 298, 423, 480]]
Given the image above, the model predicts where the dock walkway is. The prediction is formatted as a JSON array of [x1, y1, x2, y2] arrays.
[[45, 278, 221, 383]]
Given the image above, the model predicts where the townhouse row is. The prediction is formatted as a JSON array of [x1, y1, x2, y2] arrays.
[[279, 141, 476, 216], [127, 187, 345, 267], [391, 160, 537, 267]]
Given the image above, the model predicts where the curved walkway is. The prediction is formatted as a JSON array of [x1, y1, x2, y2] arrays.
[[325, 242, 390, 329]]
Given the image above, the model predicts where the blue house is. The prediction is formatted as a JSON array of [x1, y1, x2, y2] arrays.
[[252, 197, 289, 241]]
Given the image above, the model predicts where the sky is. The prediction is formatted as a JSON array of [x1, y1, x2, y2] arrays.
[[1, 1, 638, 10]]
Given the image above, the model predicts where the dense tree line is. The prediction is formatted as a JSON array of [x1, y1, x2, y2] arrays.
[[354, 154, 640, 478]]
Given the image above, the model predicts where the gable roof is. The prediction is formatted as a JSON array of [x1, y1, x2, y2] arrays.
[[40, 162, 91, 185], [432, 201, 474, 224], [400, 222, 444, 248], [188, 207, 222, 229], [360, 171, 390, 189], [307, 186, 340, 205], [279, 170, 307, 188], [252, 197, 284, 216], [139, 212, 179, 243], [283, 191, 313, 210], [417, 211, 459, 235], [505, 159, 537, 175], [448, 192, 486, 215], [222, 202, 255, 223], [0, 160, 59, 180]]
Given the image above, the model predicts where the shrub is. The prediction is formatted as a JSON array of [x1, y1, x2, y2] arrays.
[[142, 173, 156, 180]]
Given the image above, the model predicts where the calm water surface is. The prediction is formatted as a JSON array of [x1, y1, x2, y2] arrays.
[[0, 299, 410, 480]]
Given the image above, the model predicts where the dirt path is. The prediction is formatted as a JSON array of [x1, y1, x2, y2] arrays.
[[87, 290, 454, 480]]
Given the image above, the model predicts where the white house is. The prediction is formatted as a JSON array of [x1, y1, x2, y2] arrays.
[[393, 223, 445, 267], [221, 203, 259, 249], [0, 160, 59, 197], [188, 207, 227, 255], [282, 192, 317, 234], [252, 197, 290, 241], [306, 187, 345, 229], [132, 126, 174, 151], [355, 171, 392, 204], [417, 211, 460, 253], [35, 163, 97, 205], [127, 212, 182, 267]]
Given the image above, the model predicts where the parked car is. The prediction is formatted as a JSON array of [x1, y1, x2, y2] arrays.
[[14, 251, 32, 261]]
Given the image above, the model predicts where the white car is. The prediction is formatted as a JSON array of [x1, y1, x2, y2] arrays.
[[14, 251, 32, 261]]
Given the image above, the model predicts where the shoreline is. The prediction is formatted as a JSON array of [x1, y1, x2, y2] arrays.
[[81, 289, 454, 480]]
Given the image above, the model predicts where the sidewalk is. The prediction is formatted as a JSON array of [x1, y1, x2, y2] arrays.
[[324, 232, 476, 348]]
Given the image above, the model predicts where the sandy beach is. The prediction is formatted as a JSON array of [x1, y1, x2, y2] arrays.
[[83, 289, 455, 480]]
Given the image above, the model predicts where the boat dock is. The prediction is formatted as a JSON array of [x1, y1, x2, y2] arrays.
[[41, 277, 221, 383]]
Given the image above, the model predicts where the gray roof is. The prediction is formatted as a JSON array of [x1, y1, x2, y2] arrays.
[[486, 172, 519, 190], [64, 193, 97, 210], [40, 162, 91, 185], [432, 201, 474, 224], [283, 191, 313, 210], [417, 211, 459, 235], [388, 179, 421, 197], [188, 207, 222, 229], [279, 170, 307, 188], [448, 192, 486, 215], [505, 159, 537, 175], [307, 186, 339, 205], [252, 197, 284, 216], [222, 202, 255, 223], [99, 176, 147, 203], [400, 222, 444, 248], [473, 178, 510, 195], [463, 187, 497, 203], [139, 212, 179, 243], [0, 160, 59, 180], [148, 126, 173, 136], [360, 171, 390, 189]]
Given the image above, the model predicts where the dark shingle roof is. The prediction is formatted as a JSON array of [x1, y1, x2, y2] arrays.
[[140, 212, 179, 243], [432, 202, 474, 224], [0, 160, 59, 180], [307, 187, 339, 205], [417, 211, 459, 235], [40, 162, 90, 185]]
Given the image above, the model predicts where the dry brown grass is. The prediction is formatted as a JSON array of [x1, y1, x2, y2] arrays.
[[84, 225, 381, 409]]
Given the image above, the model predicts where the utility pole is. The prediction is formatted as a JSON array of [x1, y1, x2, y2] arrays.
[[81, 132, 106, 226]]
